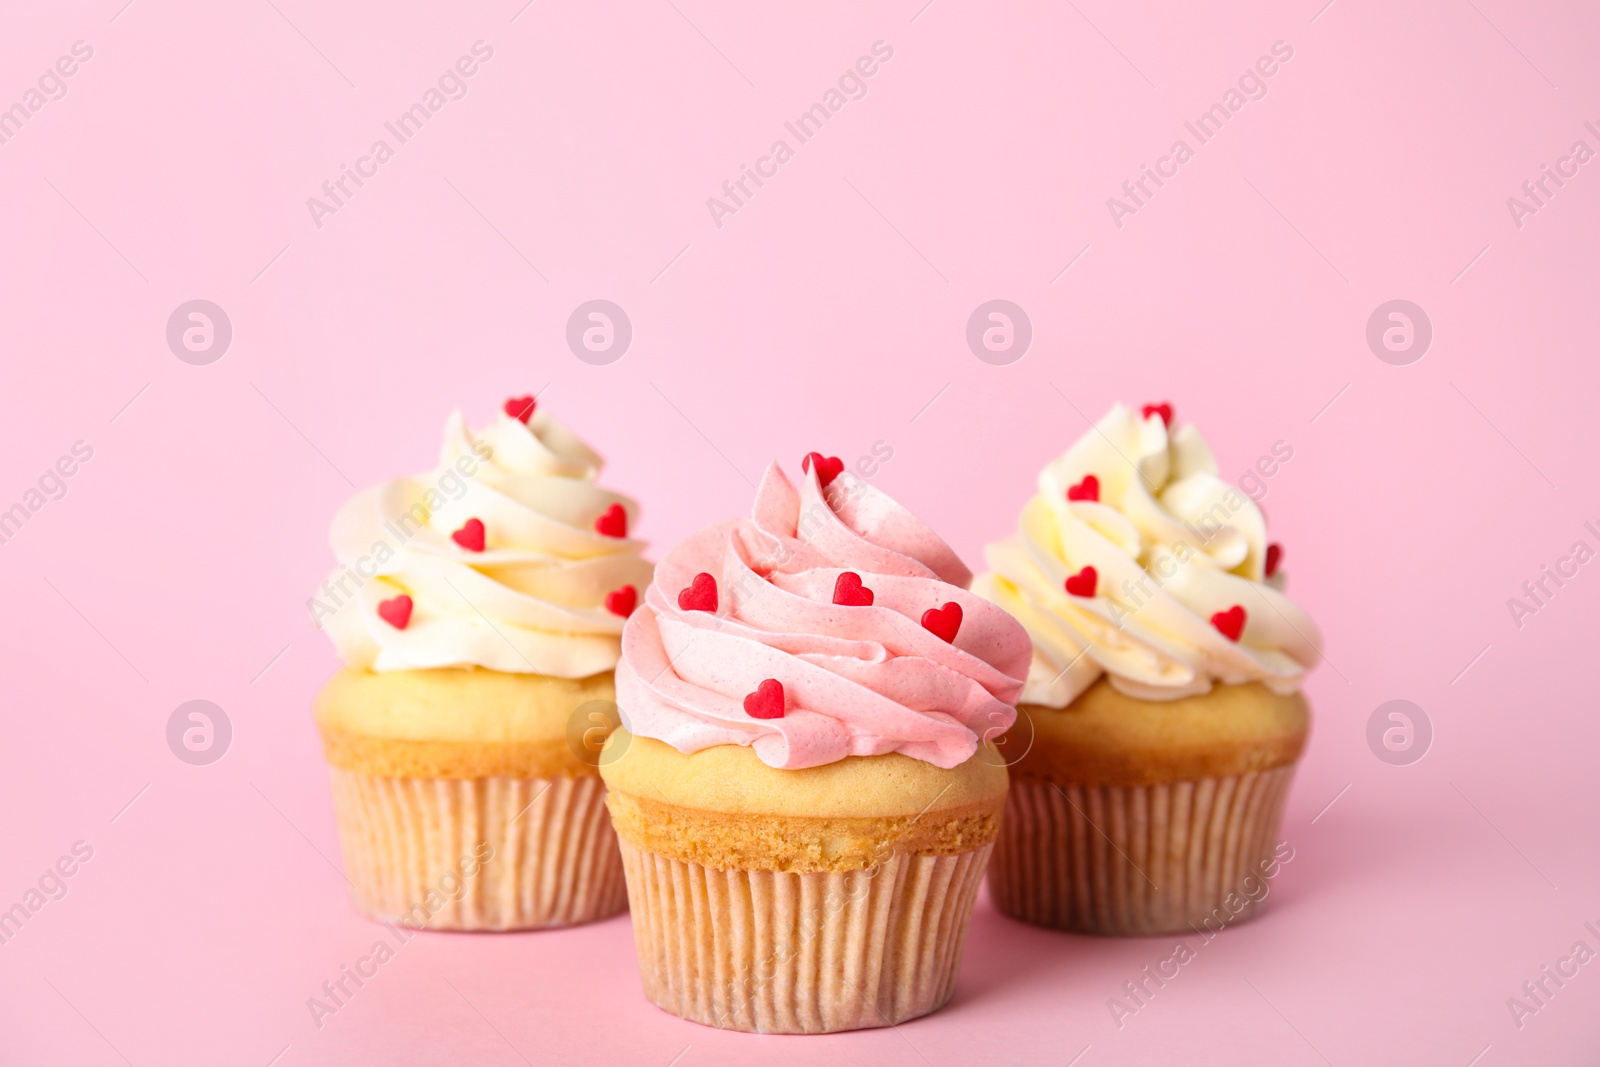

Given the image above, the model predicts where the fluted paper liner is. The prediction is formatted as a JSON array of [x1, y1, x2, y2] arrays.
[[327, 768, 627, 930], [988, 765, 1296, 935], [617, 839, 992, 1033]]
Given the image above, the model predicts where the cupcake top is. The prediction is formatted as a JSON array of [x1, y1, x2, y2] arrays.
[[972, 403, 1322, 706], [313, 396, 652, 677], [615, 457, 1031, 770]]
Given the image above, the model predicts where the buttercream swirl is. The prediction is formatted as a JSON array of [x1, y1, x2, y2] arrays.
[[972, 404, 1322, 706], [316, 405, 652, 676], [615, 461, 1031, 770]]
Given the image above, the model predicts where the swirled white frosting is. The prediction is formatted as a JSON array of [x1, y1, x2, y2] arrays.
[[315, 406, 652, 676], [972, 404, 1322, 705]]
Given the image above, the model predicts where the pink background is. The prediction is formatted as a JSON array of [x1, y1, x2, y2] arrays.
[[3, 0, 1597, 1063]]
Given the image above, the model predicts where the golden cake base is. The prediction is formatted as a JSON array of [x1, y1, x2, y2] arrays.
[[602, 731, 1006, 1032], [315, 667, 627, 930], [327, 767, 627, 929], [989, 681, 1308, 935], [619, 839, 989, 1032]]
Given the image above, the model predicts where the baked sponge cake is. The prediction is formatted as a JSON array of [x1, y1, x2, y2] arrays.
[[310, 396, 651, 930], [603, 731, 1007, 872], [972, 403, 1321, 935], [600, 456, 1030, 1033]]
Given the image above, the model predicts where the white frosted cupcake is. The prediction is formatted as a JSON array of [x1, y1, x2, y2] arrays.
[[973, 403, 1322, 935], [310, 396, 652, 929]]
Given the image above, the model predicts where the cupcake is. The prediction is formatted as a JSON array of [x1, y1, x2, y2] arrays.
[[600, 457, 1030, 1033], [972, 403, 1322, 935], [310, 396, 651, 929]]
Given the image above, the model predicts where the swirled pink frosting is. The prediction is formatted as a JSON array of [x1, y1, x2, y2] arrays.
[[615, 461, 1030, 770]]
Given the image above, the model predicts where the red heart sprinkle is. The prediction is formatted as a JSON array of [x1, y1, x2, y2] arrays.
[[504, 395, 536, 423], [832, 571, 874, 607], [594, 503, 627, 538], [743, 678, 786, 719], [377, 595, 413, 630], [1066, 474, 1100, 503], [921, 601, 963, 643], [605, 585, 637, 617], [1264, 543, 1283, 579], [1064, 565, 1098, 598], [451, 517, 486, 552], [801, 452, 845, 488], [1211, 605, 1246, 642], [678, 572, 718, 613], [1141, 402, 1173, 427]]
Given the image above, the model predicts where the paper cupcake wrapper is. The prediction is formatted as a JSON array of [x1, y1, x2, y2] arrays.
[[616, 839, 992, 1033], [988, 765, 1297, 935], [327, 768, 627, 930]]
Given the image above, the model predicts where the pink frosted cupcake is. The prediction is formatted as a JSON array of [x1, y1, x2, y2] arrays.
[[600, 456, 1031, 1032]]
